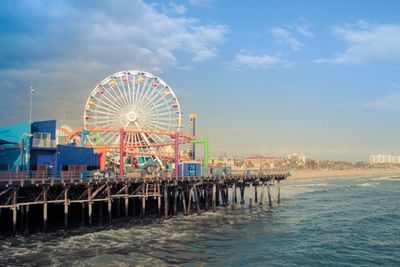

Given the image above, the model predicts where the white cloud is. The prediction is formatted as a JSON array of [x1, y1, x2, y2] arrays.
[[363, 92, 400, 110], [294, 24, 314, 37], [270, 27, 303, 50], [315, 22, 400, 64], [0, 0, 229, 126], [293, 17, 314, 37], [169, 3, 186, 15], [231, 53, 289, 69], [189, 0, 212, 8]]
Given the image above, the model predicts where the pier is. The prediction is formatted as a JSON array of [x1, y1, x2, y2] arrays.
[[0, 171, 288, 236]]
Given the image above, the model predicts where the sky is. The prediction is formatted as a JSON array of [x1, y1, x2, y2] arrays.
[[1, 0, 400, 161]]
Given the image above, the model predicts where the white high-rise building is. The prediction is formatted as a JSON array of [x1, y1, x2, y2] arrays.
[[369, 154, 400, 164]]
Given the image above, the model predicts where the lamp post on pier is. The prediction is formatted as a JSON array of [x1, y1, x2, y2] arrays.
[[29, 86, 34, 123]]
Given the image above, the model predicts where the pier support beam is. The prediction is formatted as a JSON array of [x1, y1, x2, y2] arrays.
[[193, 185, 201, 215], [64, 186, 69, 228], [43, 186, 48, 232], [187, 186, 193, 215], [124, 183, 129, 220], [267, 182, 272, 208], [107, 184, 112, 224], [99, 202, 103, 225], [219, 185, 225, 207], [116, 198, 121, 218], [20, 203, 24, 234], [173, 186, 177, 216], [254, 183, 258, 203], [212, 183, 216, 212], [132, 197, 136, 217], [164, 185, 168, 218], [157, 183, 161, 221], [182, 189, 187, 215], [24, 205, 29, 236], [216, 184, 220, 206], [277, 180, 281, 204], [142, 183, 146, 218], [259, 183, 265, 207], [249, 183, 253, 208], [88, 184, 93, 226], [81, 203, 85, 226], [204, 186, 209, 211], [12, 189, 17, 237], [231, 183, 236, 209], [240, 184, 245, 205], [225, 185, 229, 206]]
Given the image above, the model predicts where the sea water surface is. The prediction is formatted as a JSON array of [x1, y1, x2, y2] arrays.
[[1, 175, 399, 266]]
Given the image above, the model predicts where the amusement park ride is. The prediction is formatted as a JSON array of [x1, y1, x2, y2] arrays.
[[57, 70, 206, 176]]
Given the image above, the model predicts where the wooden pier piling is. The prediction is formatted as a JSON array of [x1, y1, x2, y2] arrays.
[[212, 183, 216, 212], [259, 183, 265, 207], [240, 184, 245, 205], [64, 186, 69, 228], [107, 184, 112, 224], [249, 182, 253, 208], [124, 183, 129, 220], [232, 183, 236, 209], [254, 183, 258, 203], [163, 185, 168, 218], [141, 183, 146, 218], [88, 185, 93, 226], [12, 189, 17, 237], [267, 182, 272, 207], [277, 180, 281, 204], [43, 186, 48, 232], [173, 187, 177, 216], [193, 185, 201, 215], [24, 205, 29, 236]]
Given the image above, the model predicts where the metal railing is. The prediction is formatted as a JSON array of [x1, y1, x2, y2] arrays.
[[0, 168, 290, 185]]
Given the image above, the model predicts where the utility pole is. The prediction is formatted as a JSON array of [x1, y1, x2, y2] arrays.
[[29, 86, 34, 123]]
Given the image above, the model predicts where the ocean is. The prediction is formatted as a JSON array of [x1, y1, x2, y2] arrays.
[[1, 175, 399, 266]]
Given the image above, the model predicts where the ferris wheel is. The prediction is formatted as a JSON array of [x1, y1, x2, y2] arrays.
[[83, 70, 182, 160]]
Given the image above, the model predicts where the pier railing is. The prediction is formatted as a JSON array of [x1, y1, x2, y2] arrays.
[[0, 169, 290, 185]]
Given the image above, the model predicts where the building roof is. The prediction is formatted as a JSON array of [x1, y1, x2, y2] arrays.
[[0, 121, 31, 145]]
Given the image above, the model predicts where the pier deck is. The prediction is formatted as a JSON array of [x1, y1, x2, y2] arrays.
[[0, 171, 288, 236]]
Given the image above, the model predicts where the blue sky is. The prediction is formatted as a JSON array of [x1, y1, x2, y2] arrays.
[[1, 0, 400, 161]]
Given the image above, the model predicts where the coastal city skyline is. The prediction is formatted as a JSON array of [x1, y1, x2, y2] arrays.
[[1, 0, 400, 161]]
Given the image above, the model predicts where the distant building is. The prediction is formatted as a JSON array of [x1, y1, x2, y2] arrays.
[[369, 154, 400, 164], [244, 155, 283, 169], [287, 153, 306, 167]]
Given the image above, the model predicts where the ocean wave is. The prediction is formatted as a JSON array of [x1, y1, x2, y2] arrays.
[[369, 175, 400, 182], [292, 183, 330, 188], [358, 182, 380, 187]]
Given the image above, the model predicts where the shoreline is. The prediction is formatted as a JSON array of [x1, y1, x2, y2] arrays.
[[288, 168, 400, 180]]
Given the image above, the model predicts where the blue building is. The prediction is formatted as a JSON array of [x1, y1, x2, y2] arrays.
[[0, 120, 99, 178]]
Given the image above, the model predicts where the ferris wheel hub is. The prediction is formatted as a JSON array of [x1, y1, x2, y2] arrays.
[[126, 111, 138, 122]]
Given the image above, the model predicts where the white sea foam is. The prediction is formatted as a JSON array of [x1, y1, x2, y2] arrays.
[[358, 182, 380, 187], [292, 183, 329, 188], [369, 175, 400, 182]]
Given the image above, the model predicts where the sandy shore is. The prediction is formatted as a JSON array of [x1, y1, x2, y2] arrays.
[[288, 168, 400, 180]]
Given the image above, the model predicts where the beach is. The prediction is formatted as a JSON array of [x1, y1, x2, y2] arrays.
[[288, 168, 400, 180]]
